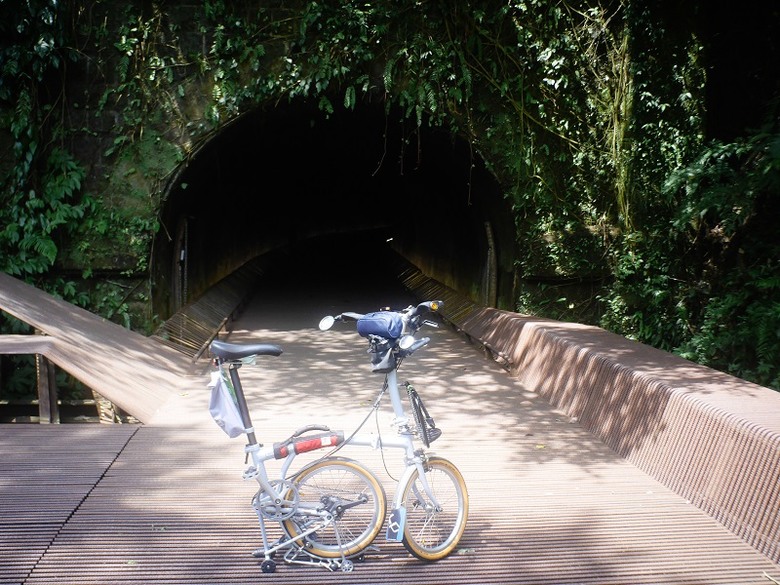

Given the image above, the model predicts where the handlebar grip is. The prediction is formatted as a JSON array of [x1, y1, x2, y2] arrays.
[[339, 311, 364, 322], [410, 300, 444, 318], [398, 337, 430, 358], [410, 337, 430, 352]]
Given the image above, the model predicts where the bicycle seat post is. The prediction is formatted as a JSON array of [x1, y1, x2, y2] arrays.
[[225, 362, 260, 447]]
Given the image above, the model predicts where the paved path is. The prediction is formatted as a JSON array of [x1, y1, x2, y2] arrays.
[[1, 273, 779, 584]]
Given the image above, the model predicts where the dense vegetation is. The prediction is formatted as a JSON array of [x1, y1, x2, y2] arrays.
[[1, 0, 778, 392]]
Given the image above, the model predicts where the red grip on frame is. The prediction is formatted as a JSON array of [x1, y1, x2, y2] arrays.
[[273, 431, 345, 459]]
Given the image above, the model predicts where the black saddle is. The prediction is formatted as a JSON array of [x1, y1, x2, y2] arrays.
[[210, 339, 283, 360]]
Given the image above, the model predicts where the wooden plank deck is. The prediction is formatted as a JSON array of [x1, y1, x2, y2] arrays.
[[2, 277, 779, 584], [0, 425, 138, 585]]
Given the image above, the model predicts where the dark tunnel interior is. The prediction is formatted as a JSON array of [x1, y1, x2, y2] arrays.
[[152, 99, 515, 318]]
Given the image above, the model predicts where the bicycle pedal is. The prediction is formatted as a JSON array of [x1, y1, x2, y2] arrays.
[[243, 466, 258, 480], [427, 428, 442, 443]]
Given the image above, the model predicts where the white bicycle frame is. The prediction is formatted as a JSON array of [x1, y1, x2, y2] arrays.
[[227, 360, 440, 560], [343, 367, 441, 515]]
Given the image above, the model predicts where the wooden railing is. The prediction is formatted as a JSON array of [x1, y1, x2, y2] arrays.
[[400, 265, 780, 565]]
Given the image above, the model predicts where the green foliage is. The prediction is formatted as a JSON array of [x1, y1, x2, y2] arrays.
[[680, 264, 780, 389], [0, 1, 92, 278], [599, 112, 780, 389], [1, 147, 90, 275], [1, 0, 776, 392], [599, 232, 692, 351], [97, 3, 190, 137], [668, 117, 780, 389], [0, 0, 144, 347]]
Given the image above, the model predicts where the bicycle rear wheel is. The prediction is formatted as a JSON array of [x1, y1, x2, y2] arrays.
[[282, 457, 386, 559], [400, 456, 468, 561]]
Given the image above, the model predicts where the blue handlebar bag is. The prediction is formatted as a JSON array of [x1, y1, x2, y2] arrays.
[[357, 311, 403, 339]]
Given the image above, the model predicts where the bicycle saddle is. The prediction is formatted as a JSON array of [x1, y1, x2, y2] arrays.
[[210, 340, 283, 360]]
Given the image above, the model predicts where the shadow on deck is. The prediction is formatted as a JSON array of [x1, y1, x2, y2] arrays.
[[0, 264, 779, 584]]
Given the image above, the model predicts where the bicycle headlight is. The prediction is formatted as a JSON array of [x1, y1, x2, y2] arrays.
[[399, 335, 415, 350]]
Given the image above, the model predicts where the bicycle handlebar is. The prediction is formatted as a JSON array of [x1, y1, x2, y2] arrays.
[[319, 300, 444, 368], [339, 311, 364, 322], [408, 300, 442, 319], [404, 336, 431, 355], [321, 300, 443, 334]]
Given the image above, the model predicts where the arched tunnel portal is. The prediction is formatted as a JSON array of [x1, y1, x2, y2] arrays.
[[152, 99, 516, 319]]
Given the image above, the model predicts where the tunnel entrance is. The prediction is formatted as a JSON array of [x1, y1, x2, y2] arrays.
[[152, 99, 515, 319]]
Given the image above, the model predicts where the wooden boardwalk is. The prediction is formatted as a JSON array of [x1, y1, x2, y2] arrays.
[[1, 273, 779, 584], [0, 272, 194, 424]]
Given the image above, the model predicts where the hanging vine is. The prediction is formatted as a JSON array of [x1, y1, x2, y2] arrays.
[[1, 0, 777, 389]]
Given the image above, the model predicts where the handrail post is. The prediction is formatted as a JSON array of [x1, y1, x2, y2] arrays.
[[36, 354, 59, 424]]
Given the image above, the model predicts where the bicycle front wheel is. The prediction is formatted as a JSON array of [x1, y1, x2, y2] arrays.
[[282, 457, 386, 559], [400, 456, 468, 561]]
